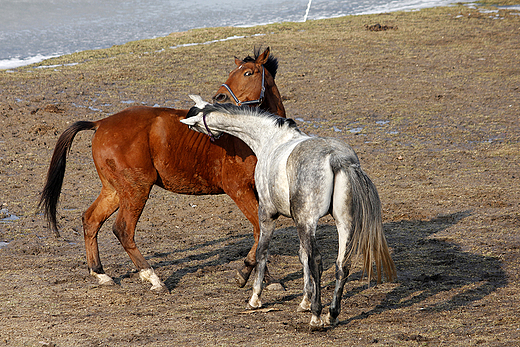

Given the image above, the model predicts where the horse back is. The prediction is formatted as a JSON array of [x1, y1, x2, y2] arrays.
[[92, 106, 187, 168], [92, 106, 256, 195]]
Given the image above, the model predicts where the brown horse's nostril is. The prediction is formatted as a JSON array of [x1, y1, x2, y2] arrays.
[[213, 93, 229, 103]]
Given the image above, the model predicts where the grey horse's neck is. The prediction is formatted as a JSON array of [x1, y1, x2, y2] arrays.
[[215, 112, 305, 157]]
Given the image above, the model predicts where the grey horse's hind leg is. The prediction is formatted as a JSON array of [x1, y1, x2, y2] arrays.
[[326, 222, 350, 325], [326, 260, 349, 326], [326, 169, 354, 325]]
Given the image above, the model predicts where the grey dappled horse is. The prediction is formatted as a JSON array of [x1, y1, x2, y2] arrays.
[[182, 96, 396, 327]]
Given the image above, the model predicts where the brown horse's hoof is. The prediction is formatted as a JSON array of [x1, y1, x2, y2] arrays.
[[234, 269, 248, 288], [91, 270, 116, 286]]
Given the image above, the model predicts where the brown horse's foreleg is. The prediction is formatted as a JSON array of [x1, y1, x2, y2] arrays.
[[112, 195, 168, 293], [82, 186, 120, 285], [223, 184, 280, 289], [223, 184, 260, 287]]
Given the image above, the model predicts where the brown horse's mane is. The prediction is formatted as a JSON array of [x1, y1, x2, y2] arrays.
[[241, 47, 279, 79]]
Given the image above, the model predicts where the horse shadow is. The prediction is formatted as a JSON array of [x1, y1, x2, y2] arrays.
[[130, 233, 253, 289], [134, 210, 507, 324], [342, 211, 507, 324], [267, 211, 508, 322]]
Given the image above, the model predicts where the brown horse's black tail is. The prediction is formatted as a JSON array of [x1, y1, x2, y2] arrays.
[[39, 121, 97, 236]]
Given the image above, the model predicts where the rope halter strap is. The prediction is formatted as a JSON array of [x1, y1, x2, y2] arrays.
[[202, 112, 220, 142], [220, 66, 265, 107]]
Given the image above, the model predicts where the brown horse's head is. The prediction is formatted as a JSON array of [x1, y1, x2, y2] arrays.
[[213, 47, 285, 117]]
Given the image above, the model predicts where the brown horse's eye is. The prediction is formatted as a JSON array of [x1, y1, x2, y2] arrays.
[[244, 71, 253, 76]]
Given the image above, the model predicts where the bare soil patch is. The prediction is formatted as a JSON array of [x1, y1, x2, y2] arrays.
[[1, 4, 519, 346]]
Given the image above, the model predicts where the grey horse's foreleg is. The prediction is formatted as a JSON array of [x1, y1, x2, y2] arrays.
[[249, 206, 277, 308]]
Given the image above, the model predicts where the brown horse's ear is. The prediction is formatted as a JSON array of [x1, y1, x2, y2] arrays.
[[234, 57, 242, 66], [256, 47, 270, 65]]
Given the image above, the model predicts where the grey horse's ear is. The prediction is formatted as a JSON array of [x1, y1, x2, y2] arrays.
[[189, 95, 209, 109]]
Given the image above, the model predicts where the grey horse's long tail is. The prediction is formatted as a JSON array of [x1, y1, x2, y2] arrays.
[[39, 121, 98, 237], [335, 159, 397, 283]]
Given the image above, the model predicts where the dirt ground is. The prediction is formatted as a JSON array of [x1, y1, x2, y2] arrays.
[[1, 4, 519, 346]]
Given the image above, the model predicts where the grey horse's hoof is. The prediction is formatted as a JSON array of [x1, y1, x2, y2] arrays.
[[150, 284, 170, 294], [265, 282, 285, 291], [324, 312, 339, 327], [297, 305, 311, 313]]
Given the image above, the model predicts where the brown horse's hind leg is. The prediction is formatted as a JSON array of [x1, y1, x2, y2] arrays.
[[82, 185, 120, 286], [111, 191, 168, 293]]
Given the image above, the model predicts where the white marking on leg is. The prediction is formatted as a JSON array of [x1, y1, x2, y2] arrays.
[[249, 270, 264, 309], [249, 292, 262, 309], [324, 311, 338, 326], [310, 314, 323, 327], [298, 294, 312, 312], [303, 0, 312, 22], [90, 270, 115, 286], [139, 268, 167, 292]]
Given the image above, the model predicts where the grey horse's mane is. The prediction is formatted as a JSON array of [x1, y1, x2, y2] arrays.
[[198, 103, 299, 129]]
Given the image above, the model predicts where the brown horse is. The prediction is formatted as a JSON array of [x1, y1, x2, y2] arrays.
[[40, 47, 285, 292]]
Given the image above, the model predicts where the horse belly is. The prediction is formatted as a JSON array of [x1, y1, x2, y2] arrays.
[[157, 168, 224, 195]]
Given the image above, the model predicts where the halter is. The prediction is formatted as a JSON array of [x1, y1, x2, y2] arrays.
[[220, 66, 265, 106], [202, 112, 220, 142]]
